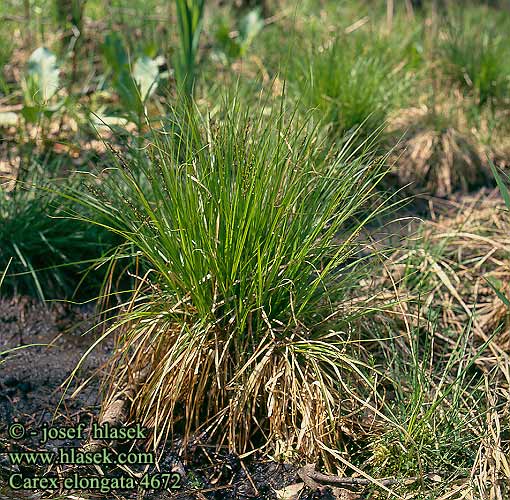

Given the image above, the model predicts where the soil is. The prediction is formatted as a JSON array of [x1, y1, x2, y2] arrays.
[[0, 298, 334, 500], [0, 298, 109, 499]]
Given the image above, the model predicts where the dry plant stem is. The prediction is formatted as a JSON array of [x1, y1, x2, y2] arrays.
[[298, 464, 401, 489], [82, 364, 150, 453], [386, 0, 394, 33]]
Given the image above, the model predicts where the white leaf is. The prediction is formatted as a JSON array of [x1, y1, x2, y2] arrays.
[[27, 47, 60, 102], [133, 56, 160, 102]]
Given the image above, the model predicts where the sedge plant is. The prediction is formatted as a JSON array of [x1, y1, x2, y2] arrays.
[[70, 95, 390, 464], [439, 8, 510, 109], [292, 31, 411, 144], [0, 162, 116, 300]]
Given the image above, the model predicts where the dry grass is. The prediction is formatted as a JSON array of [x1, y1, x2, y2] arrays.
[[360, 191, 510, 497], [99, 294, 376, 470], [395, 127, 486, 197], [388, 107, 489, 197], [396, 192, 509, 361]]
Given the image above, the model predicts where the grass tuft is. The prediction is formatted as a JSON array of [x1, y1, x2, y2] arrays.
[[0, 162, 115, 300], [440, 8, 510, 108], [292, 31, 412, 141], [72, 96, 390, 464]]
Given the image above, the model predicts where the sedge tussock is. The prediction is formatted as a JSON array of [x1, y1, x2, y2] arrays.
[[391, 122, 488, 197], [106, 317, 371, 465], [74, 97, 389, 465]]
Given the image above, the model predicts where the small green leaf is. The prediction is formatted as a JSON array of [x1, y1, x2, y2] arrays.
[[42, 107, 57, 119], [102, 33, 144, 116], [489, 158, 510, 210], [485, 276, 510, 308], [215, 23, 237, 58], [21, 105, 41, 124], [102, 33, 129, 75], [116, 71, 142, 116]]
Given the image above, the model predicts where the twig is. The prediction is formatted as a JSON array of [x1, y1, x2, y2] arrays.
[[240, 459, 260, 496], [299, 464, 405, 489], [344, 16, 369, 34]]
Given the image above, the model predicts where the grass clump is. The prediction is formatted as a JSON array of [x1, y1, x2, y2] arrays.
[[0, 163, 115, 300], [389, 113, 488, 197], [292, 32, 411, 141], [440, 8, 510, 108], [75, 96, 388, 464]]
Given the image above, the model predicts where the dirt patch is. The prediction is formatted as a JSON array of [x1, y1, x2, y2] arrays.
[[0, 299, 111, 499], [0, 299, 109, 425]]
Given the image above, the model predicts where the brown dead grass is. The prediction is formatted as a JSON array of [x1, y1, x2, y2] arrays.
[[389, 107, 490, 197], [395, 127, 487, 197], [97, 298, 372, 472], [363, 191, 510, 498], [393, 192, 509, 360]]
